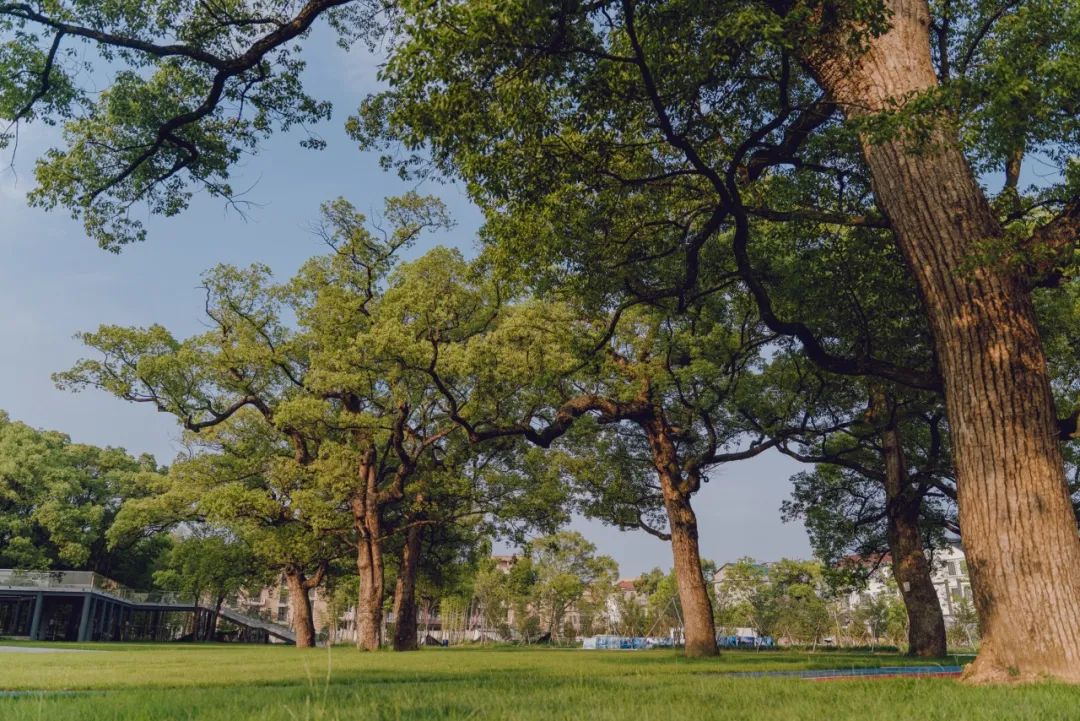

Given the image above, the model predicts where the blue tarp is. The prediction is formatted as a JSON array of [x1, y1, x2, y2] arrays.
[[581, 635, 653, 649], [717, 635, 775, 648]]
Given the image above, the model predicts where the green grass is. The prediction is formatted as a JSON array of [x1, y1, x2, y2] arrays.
[[0, 643, 1074, 720]]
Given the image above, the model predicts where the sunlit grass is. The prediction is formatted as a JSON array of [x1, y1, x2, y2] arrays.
[[0, 643, 1072, 720]]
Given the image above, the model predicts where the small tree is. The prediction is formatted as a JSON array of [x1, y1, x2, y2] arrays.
[[529, 531, 618, 640], [949, 599, 980, 651], [154, 533, 261, 640]]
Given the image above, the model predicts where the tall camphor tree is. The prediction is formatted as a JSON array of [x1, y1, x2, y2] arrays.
[[5, 0, 1080, 680], [741, 218, 951, 657], [290, 198, 567, 650], [107, 412, 345, 647], [287, 194, 463, 650], [765, 212, 1080, 657], [59, 194, 463, 651], [377, 248, 823, 656], [776, 378, 954, 656], [56, 265, 348, 647], [62, 194, 563, 651], [796, 2, 1080, 678]]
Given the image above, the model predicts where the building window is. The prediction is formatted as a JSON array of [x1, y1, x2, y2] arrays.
[[277, 607, 288, 623]]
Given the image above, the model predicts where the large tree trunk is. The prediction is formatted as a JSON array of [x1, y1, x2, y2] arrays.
[[356, 532, 385, 651], [392, 524, 422, 651], [643, 418, 718, 657], [807, 0, 1080, 682], [880, 417, 947, 657], [353, 450, 387, 651], [664, 492, 717, 657], [284, 570, 317, 648]]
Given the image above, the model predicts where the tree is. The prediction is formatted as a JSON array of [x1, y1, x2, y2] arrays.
[[55, 251, 348, 648], [472, 559, 513, 640], [106, 413, 343, 648], [0, 1, 384, 249], [794, 2, 1080, 679], [949, 598, 980, 651], [613, 592, 649, 637], [503, 556, 543, 642], [715, 558, 774, 638], [776, 377, 953, 657], [382, 248, 794, 657], [154, 532, 262, 640], [0, 410, 168, 587], [526, 531, 618, 641], [59, 194, 565, 651], [851, 593, 892, 649], [763, 559, 831, 647]]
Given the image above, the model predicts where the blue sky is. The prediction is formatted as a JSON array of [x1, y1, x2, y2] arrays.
[[0, 27, 809, 576]]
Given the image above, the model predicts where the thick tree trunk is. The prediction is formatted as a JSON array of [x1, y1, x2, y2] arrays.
[[664, 492, 717, 657], [356, 533, 385, 651], [284, 570, 317, 648], [808, 0, 1080, 682], [643, 418, 718, 657], [880, 419, 947, 657], [392, 524, 422, 651], [353, 450, 387, 651]]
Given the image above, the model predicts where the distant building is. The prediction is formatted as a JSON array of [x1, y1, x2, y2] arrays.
[[491, 554, 519, 574]]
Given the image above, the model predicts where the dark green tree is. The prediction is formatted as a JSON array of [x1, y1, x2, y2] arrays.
[[0, 411, 167, 587], [154, 532, 263, 640]]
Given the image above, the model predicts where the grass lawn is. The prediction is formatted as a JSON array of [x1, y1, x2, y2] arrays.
[[0, 643, 1075, 720]]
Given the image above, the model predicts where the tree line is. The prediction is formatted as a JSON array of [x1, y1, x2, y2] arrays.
[[4, 0, 1080, 683]]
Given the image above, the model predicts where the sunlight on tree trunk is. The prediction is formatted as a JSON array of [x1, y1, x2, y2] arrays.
[[284, 570, 316, 649], [809, 0, 1080, 682]]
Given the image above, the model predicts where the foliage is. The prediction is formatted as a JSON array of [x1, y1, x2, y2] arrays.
[[107, 411, 344, 591], [154, 532, 262, 609], [527, 531, 618, 639], [715, 557, 833, 645], [948, 598, 981, 651], [0, 410, 167, 587], [850, 590, 909, 649], [469, 532, 618, 641], [0, 1, 384, 248]]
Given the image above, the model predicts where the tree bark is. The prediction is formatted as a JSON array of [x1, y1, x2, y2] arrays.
[[284, 569, 317, 648], [643, 418, 718, 657], [355, 529, 385, 651], [880, 418, 947, 657], [807, 0, 1080, 682], [353, 450, 386, 651], [392, 524, 422, 651]]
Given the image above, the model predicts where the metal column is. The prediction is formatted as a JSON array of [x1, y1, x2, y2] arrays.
[[77, 593, 94, 642], [28, 592, 44, 640]]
